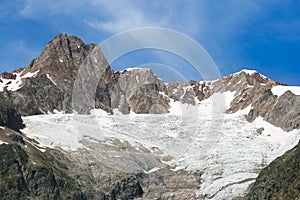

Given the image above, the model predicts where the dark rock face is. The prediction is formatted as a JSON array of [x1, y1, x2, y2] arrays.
[[0, 144, 28, 200], [139, 169, 201, 199], [92, 172, 144, 199], [0, 72, 16, 80], [0, 142, 143, 199], [0, 143, 86, 200], [8, 134, 25, 144], [0, 94, 24, 131], [113, 69, 170, 114], [0, 126, 88, 200], [246, 141, 300, 200]]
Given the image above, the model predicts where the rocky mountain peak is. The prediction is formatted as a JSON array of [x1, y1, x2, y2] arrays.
[[212, 69, 278, 94], [23, 33, 95, 80], [2, 34, 113, 116], [236, 70, 268, 85]]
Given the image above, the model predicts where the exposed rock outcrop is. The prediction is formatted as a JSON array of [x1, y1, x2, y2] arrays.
[[167, 80, 211, 104], [264, 91, 300, 132], [0, 142, 86, 199], [0, 128, 145, 200], [219, 71, 300, 132], [0, 72, 16, 80], [246, 141, 300, 200], [113, 69, 170, 114], [139, 169, 201, 199], [0, 94, 24, 132], [243, 90, 300, 132]]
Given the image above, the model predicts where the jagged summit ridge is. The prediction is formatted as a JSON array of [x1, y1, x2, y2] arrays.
[[0, 33, 299, 132], [234, 68, 266, 77]]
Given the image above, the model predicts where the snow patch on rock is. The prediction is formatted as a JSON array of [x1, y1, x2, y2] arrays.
[[46, 74, 57, 86], [0, 140, 8, 145], [0, 69, 40, 92]]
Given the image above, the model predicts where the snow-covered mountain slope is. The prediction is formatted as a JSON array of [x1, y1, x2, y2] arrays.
[[22, 91, 300, 199]]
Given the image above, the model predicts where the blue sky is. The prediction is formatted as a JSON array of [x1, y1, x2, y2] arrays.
[[0, 0, 299, 85]]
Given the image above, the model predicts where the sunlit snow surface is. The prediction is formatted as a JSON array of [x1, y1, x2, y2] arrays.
[[22, 92, 300, 199], [272, 85, 300, 96]]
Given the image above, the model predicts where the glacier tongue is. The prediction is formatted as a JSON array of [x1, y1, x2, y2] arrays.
[[22, 92, 300, 199]]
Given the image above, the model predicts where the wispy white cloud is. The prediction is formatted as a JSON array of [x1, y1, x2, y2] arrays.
[[18, 0, 85, 17], [17, 0, 203, 39], [16, 0, 266, 40], [82, 0, 268, 70], [84, 0, 199, 35]]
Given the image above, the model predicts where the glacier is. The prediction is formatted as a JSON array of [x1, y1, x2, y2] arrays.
[[22, 91, 300, 199]]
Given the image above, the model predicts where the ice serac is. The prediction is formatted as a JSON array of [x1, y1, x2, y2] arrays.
[[2, 34, 115, 115]]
